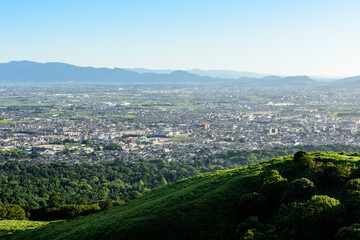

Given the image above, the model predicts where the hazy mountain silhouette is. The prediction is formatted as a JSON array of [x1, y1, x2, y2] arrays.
[[126, 68, 268, 78], [0, 60, 324, 86], [328, 75, 360, 87]]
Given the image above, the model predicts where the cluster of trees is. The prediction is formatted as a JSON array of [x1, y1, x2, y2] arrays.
[[1, 144, 360, 224], [0, 205, 26, 220], [0, 192, 124, 221], [0, 148, 32, 160], [0, 157, 240, 207], [215, 144, 360, 166], [235, 151, 360, 239], [0, 144, 359, 207]]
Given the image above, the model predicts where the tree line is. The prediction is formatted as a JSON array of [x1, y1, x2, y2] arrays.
[[1, 143, 360, 222]]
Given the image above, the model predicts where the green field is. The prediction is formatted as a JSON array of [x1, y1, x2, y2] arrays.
[[129, 101, 198, 109], [169, 137, 189, 142], [0, 220, 51, 237], [334, 111, 360, 117], [158, 102, 198, 109], [0, 102, 50, 107], [72, 115, 101, 120], [251, 97, 271, 101], [72, 114, 138, 120], [327, 106, 360, 117], [37, 111, 65, 117], [106, 114, 138, 119], [0, 120, 20, 124]]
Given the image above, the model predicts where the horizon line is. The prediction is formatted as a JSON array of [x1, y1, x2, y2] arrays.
[[0, 59, 355, 80]]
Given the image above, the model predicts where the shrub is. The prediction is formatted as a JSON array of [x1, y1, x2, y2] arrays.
[[238, 193, 268, 219], [261, 170, 287, 209], [336, 223, 360, 240], [57, 204, 101, 219], [29, 204, 101, 221], [282, 178, 316, 204], [340, 178, 360, 221], [294, 151, 316, 169], [316, 162, 353, 189], [99, 198, 113, 211], [0, 205, 26, 220], [280, 195, 345, 240]]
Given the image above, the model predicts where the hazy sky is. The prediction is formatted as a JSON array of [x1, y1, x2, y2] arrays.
[[0, 0, 359, 77]]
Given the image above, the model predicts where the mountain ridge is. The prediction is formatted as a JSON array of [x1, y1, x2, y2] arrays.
[[2, 60, 360, 87], [0, 60, 320, 86], [127, 68, 269, 79]]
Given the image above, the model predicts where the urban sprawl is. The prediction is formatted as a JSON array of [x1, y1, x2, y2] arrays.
[[0, 83, 359, 163]]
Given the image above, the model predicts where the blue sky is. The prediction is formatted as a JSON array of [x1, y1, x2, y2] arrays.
[[0, 0, 359, 77]]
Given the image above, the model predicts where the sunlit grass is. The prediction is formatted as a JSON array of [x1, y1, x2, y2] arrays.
[[0, 220, 52, 236]]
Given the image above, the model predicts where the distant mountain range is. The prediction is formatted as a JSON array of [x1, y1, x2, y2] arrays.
[[126, 68, 268, 79], [0, 60, 359, 87], [328, 75, 360, 88]]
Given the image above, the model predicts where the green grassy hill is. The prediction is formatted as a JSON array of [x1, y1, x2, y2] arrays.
[[8, 151, 360, 240], [0, 220, 51, 237]]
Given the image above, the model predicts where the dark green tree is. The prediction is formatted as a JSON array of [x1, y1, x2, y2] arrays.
[[261, 170, 287, 209], [0, 205, 26, 220], [294, 150, 315, 169], [238, 193, 268, 220], [282, 178, 316, 204], [340, 178, 360, 221], [99, 198, 113, 210], [48, 192, 62, 208], [336, 223, 360, 240], [280, 195, 345, 240]]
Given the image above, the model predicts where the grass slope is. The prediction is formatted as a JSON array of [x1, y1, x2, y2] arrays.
[[8, 152, 360, 240], [0, 220, 51, 237]]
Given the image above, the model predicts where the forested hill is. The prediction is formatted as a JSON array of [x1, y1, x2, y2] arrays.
[[1, 144, 359, 206], [8, 151, 360, 240]]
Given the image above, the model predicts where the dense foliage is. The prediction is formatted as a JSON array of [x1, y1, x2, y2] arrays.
[[0, 158, 239, 207], [215, 144, 360, 165], [0, 144, 358, 207], [7, 151, 360, 240]]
